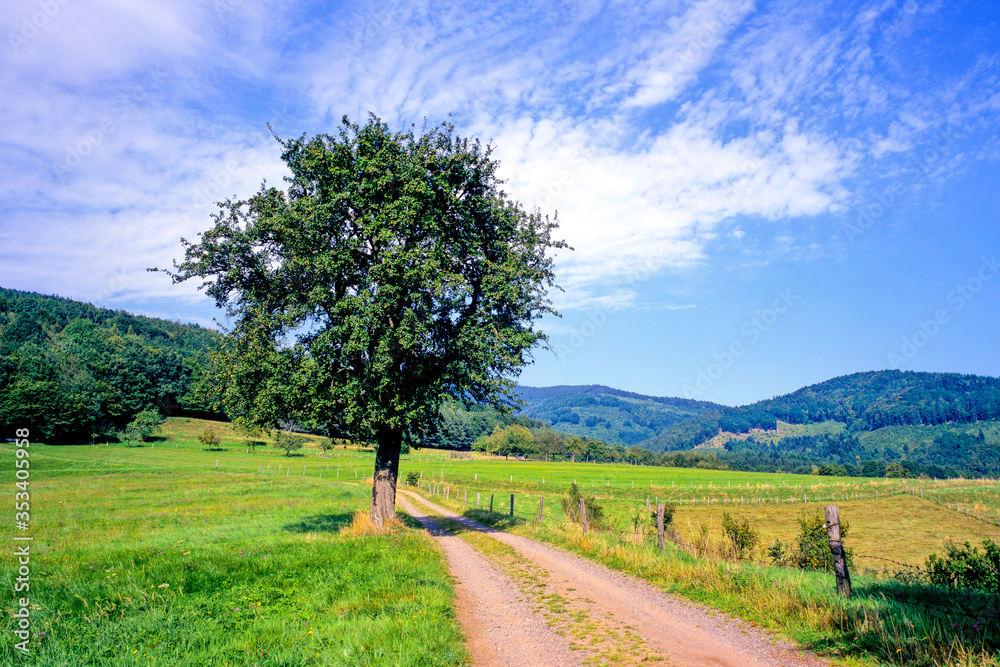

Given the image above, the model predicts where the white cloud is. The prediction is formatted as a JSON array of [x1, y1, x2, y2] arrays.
[[1, 0, 996, 320]]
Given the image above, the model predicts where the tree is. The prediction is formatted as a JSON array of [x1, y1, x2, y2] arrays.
[[482, 424, 534, 459], [127, 407, 165, 441], [161, 115, 565, 524], [275, 431, 306, 456], [198, 424, 222, 450]]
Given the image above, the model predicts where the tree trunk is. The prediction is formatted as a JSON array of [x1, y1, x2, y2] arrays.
[[371, 427, 402, 525]]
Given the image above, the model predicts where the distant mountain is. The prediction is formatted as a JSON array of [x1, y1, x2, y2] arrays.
[[513, 384, 724, 446], [648, 370, 1000, 451], [512, 372, 1000, 477]]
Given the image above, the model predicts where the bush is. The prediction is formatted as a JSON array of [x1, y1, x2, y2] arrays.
[[405, 471, 420, 487], [768, 511, 852, 571], [721, 511, 759, 560], [926, 539, 1000, 594], [647, 503, 675, 532], [561, 482, 604, 528]]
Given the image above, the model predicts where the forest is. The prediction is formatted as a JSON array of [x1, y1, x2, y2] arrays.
[[0, 288, 222, 443]]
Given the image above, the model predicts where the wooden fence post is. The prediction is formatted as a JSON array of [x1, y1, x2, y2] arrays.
[[824, 505, 852, 598], [489, 495, 494, 513], [580, 498, 588, 534], [509, 494, 515, 517], [476, 492, 480, 508], [656, 503, 665, 551], [538, 497, 544, 522]]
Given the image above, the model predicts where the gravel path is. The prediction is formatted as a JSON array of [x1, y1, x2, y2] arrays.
[[396, 494, 581, 666], [400, 490, 835, 667]]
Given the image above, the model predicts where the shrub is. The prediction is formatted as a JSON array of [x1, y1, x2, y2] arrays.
[[768, 511, 852, 571], [646, 503, 675, 532], [128, 407, 164, 441], [405, 471, 420, 487], [925, 539, 1000, 594], [721, 511, 759, 560], [561, 482, 604, 528]]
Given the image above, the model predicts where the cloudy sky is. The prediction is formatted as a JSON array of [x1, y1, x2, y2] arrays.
[[2, 0, 999, 405]]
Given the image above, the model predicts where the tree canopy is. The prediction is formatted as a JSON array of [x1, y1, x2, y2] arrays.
[[163, 114, 566, 522]]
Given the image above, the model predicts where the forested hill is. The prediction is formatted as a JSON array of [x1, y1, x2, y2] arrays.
[[0, 287, 223, 443], [648, 370, 1000, 451], [513, 384, 724, 446], [752, 370, 1000, 429], [513, 372, 1000, 477]]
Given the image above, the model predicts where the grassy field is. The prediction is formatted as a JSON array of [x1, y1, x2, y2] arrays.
[[0, 418, 467, 666], [7, 417, 1000, 666], [397, 444, 1000, 666], [398, 450, 1000, 569]]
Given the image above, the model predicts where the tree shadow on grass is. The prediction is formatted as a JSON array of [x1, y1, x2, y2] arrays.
[[282, 513, 355, 534]]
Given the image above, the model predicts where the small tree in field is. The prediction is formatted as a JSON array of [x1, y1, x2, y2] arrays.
[[161, 114, 565, 524], [235, 420, 266, 452], [198, 424, 222, 450], [275, 431, 306, 456], [721, 511, 759, 560]]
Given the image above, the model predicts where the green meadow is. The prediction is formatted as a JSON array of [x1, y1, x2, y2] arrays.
[[6, 416, 1000, 666], [400, 450, 1000, 569], [408, 452, 1000, 666], [0, 418, 466, 666]]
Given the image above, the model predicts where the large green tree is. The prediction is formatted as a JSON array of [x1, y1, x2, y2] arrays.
[[162, 115, 565, 523]]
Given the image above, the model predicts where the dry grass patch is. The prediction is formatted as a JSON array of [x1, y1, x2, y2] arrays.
[[340, 509, 404, 537]]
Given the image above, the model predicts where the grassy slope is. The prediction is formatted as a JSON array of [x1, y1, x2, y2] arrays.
[[0, 419, 467, 666]]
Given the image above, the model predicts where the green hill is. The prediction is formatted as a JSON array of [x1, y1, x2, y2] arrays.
[[513, 373, 1000, 477], [0, 287, 224, 443], [513, 385, 723, 445]]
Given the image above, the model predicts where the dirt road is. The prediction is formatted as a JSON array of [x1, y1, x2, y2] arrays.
[[399, 490, 833, 667]]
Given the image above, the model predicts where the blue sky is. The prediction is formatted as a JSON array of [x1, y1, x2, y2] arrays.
[[2, 0, 998, 406]]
